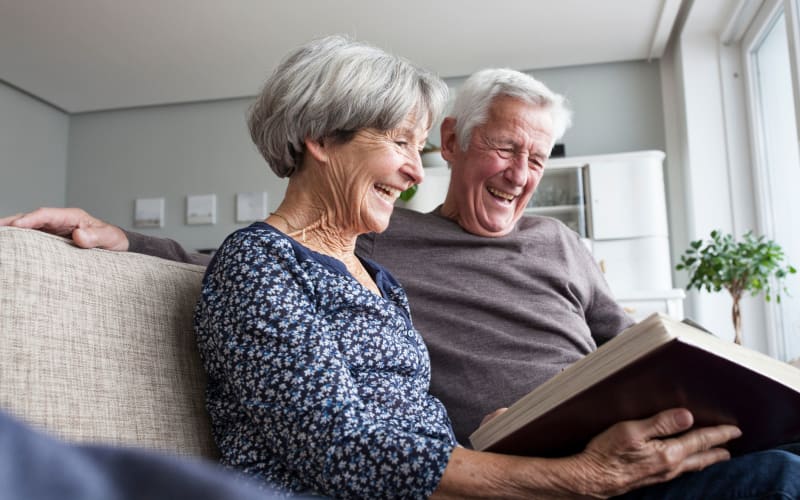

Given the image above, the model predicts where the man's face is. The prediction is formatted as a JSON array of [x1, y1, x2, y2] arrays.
[[441, 95, 555, 237]]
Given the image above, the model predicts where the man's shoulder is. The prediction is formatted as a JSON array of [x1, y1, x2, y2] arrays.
[[379, 207, 441, 237], [515, 214, 588, 250], [516, 214, 577, 237], [390, 207, 438, 225]]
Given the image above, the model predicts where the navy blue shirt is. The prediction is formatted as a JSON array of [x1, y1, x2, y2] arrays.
[[194, 223, 455, 499]]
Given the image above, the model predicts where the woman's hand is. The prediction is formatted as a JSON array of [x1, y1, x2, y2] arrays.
[[0, 207, 129, 251]]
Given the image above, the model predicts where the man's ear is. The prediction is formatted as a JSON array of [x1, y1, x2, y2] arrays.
[[440, 117, 459, 163], [304, 137, 328, 163]]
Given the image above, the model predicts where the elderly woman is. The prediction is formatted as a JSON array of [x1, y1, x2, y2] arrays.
[[193, 35, 453, 497]]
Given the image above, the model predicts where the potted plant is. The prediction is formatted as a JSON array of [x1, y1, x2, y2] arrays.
[[676, 230, 796, 345]]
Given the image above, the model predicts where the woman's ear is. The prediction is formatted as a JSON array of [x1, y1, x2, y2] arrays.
[[304, 137, 328, 163], [439, 117, 459, 163]]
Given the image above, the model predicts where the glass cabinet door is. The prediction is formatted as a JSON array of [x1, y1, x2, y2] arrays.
[[525, 164, 590, 238]]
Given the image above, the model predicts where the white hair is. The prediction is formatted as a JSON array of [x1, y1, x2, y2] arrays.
[[248, 35, 449, 177], [451, 68, 572, 152]]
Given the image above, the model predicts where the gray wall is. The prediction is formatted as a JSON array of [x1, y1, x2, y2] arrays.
[[61, 59, 664, 252], [67, 99, 287, 252], [0, 82, 68, 216], [434, 60, 666, 156]]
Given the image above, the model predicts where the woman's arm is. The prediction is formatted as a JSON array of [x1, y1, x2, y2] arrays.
[[432, 409, 740, 499]]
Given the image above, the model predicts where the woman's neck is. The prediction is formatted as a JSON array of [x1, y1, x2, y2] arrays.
[[268, 165, 381, 295]]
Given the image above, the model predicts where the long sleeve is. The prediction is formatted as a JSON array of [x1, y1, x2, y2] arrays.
[[124, 230, 211, 266], [194, 224, 454, 499], [572, 233, 635, 346]]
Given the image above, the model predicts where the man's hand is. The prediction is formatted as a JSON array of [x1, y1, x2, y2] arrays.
[[480, 407, 508, 427], [565, 408, 741, 497], [0, 207, 129, 251]]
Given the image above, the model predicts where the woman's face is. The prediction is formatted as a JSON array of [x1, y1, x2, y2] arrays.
[[323, 112, 428, 235]]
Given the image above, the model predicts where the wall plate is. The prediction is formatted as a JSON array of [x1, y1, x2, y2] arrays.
[[187, 193, 216, 225], [133, 197, 164, 228], [236, 191, 268, 222]]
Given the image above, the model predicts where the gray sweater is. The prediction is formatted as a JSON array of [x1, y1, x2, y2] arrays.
[[127, 207, 634, 445], [356, 208, 634, 444]]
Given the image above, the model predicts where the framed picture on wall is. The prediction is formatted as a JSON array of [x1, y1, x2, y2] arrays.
[[133, 197, 165, 228]]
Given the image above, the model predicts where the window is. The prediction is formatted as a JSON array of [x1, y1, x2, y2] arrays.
[[743, 0, 800, 361]]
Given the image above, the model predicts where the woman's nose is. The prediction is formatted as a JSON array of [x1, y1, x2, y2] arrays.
[[407, 151, 425, 185]]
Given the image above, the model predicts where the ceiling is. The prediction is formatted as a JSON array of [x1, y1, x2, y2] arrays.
[[0, 0, 684, 114]]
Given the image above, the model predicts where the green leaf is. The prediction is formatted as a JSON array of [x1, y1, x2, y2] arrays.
[[676, 230, 795, 306], [398, 185, 418, 202]]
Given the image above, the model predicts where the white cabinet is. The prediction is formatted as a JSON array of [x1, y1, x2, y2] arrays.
[[587, 153, 669, 239], [528, 150, 685, 319]]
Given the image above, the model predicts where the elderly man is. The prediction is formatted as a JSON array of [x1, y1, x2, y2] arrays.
[[4, 68, 799, 498]]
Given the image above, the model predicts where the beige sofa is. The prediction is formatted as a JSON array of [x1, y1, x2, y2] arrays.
[[0, 226, 217, 458]]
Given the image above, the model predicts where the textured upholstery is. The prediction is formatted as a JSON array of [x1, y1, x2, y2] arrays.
[[0, 227, 217, 458]]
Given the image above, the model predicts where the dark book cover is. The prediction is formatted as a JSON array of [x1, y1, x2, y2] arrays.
[[471, 315, 800, 457]]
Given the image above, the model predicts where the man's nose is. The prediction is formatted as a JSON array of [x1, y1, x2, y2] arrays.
[[504, 156, 528, 185]]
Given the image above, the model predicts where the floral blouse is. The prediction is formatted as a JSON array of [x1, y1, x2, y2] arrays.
[[194, 223, 456, 499]]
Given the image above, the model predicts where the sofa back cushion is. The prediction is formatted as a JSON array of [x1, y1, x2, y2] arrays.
[[0, 227, 217, 458]]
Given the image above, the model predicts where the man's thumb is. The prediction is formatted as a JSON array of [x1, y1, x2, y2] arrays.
[[72, 226, 101, 249]]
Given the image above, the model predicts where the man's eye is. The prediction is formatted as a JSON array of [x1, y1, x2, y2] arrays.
[[395, 141, 408, 147], [496, 148, 514, 158]]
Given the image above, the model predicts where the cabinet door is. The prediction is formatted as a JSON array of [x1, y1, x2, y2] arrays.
[[588, 153, 668, 239], [526, 164, 589, 237], [593, 236, 673, 292]]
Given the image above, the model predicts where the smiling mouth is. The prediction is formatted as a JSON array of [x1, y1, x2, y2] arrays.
[[375, 183, 402, 203], [487, 186, 516, 202]]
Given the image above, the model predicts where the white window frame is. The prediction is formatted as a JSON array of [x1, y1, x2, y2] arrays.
[[740, 0, 800, 359]]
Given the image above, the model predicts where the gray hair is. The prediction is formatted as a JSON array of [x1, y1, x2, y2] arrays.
[[248, 35, 449, 177], [451, 68, 572, 152]]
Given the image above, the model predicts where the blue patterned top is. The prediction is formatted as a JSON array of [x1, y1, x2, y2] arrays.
[[194, 223, 456, 499]]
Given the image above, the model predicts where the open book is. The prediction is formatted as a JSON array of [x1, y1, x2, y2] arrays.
[[469, 313, 800, 457]]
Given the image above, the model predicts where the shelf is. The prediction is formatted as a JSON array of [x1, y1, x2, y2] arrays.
[[525, 204, 584, 216]]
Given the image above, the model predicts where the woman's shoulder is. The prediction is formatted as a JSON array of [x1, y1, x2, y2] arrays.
[[213, 222, 297, 266], [222, 222, 283, 245]]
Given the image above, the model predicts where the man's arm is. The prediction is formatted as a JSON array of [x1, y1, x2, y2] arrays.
[[1, 207, 210, 266], [125, 230, 211, 266]]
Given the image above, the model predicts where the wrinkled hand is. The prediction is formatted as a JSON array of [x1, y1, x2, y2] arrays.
[[0, 207, 129, 251], [568, 408, 741, 498]]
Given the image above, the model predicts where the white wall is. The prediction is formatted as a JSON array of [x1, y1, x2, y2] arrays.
[[0, 82, 68, 216], [67, 98, 287, 252], [66, 60, 665, 252]]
